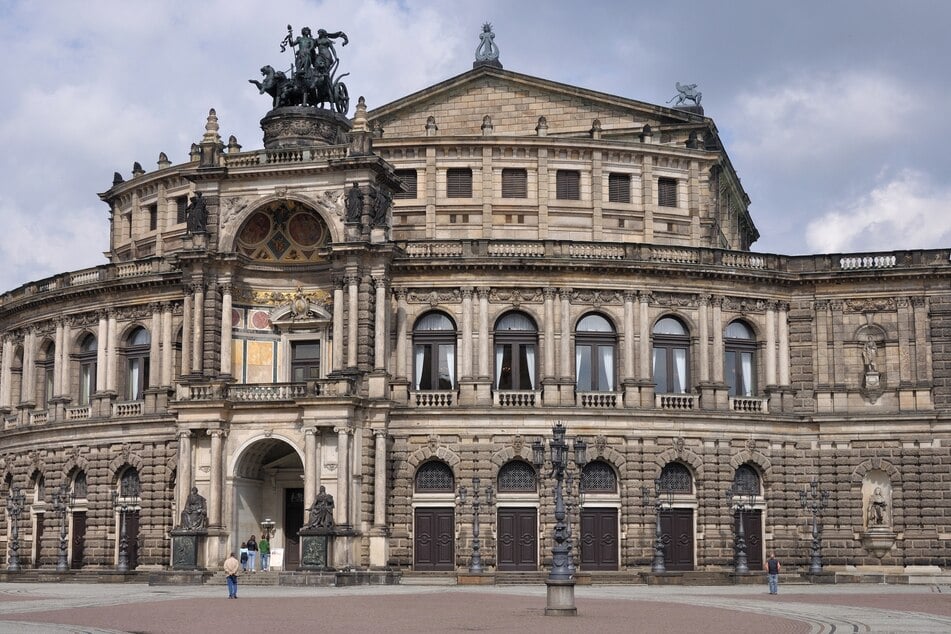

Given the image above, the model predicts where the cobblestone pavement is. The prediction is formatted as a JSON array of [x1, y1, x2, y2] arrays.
[[0, 582, 948, 633]]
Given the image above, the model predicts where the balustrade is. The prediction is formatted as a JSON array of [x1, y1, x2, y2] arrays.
[[655, 393, 696, 410], [729, 396, 768, 413], [493, 390, 539, 407], [577, 391, 620, 408], [411, 390, 456, 408]]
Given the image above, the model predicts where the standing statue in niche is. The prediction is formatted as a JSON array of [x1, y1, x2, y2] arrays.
[[180, 486, 208, 531], [345, 182, 364, 224], [185, 192, 208, 234], [867, 487, 888, 527], [306, 485, 335, 529], [862, 339, 878, 373], [370, 187, 392, 228]]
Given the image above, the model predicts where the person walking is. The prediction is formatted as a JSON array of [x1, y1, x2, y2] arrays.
[[239, 542, 249, 572], [223, 552, 240, 599], [259, 535, 271, 572], [765, 552, 781, 594], [246, 535, 258, 572]]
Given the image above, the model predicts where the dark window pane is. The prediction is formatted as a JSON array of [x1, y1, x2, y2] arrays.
[[394, 170, 418, 199], [446, 168, 472, 198], [608, 173, 631, 203], [658, 177, 678, 207], [556, 170, 580, 200], [415, 461, 454, 492], [498, 461, 537, 492], [176, 197, 188, 224], [501, 168, 528, 198]]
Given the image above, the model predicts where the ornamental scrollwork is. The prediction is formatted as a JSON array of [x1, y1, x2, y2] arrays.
[[488, 288, 544, 305], [406, 289, 461, 305], [844, 298, 896, 314]]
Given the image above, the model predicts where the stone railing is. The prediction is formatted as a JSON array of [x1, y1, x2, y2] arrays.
[[721, 253, 767, 269], [405, 242, 464, 258], [113, 401, 143, 418], [411, 390, 457, 408], [647, 247, 701, 264], [65, 406, 91, 421], [29, 410, 48, 425], [487, 242, 546, 257], [224, 145, 349, 168], [568, 244, 625, 260], [839, 255, 897, 270], [179, 379, 353, 403], [655, 393, 696, 410], [230, 383, 308, 401], [729, 396, 769, 413], [576, 391, 621, 408], [493, 390, 539, 407]]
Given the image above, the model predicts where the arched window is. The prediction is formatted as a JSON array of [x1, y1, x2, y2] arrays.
[[725, 320, 756, 397], [124, 327, 150, 401], [657, 462, 693, 494], [494, 312, 538, 390], [413, 312, 456, 390], [580, 460, 617, 493], [414, 461, 454, 493], [733, 464, 761, 496], [31, 473, 45, 505], [497, 461, 537, 492], [77, 334, 97, 406], [71, 470, 88, 500], [119, 467, 140, 498], [10, 346, 23, 406], [653, 316, 690, 394], [38, 340, 55, 407], [575, 314, 616, 392]]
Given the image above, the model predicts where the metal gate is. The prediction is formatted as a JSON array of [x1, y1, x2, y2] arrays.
[[580, 508, 619, 571], [414, 507, 454, 570], [497, 507, 537, 571]]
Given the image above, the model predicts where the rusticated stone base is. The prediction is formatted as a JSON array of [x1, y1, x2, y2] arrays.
[[261, 107, 352, 148]]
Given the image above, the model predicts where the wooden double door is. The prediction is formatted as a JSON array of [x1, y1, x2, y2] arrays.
[[414, 508, 455, 570], [497, 507, 537, 571], [579, 508, 619, 571], [735, 509, 763, 571], [70, 511, 86, 569], [659, 508, 695, 571]]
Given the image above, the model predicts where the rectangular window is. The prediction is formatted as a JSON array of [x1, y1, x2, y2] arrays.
[[501, 168, 528, 198], [658, 177, 678, 207], [176, 197, 188, 224], [80, 362, 96, 406], [291, 341, 320, 381], [446, 168, 472, 198], [148, 204, 158, 231], [556, 170, 580, 200], [608, 173, 631, 203], [393, 169, 418, 200]]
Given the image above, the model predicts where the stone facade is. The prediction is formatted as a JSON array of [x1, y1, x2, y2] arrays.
[[0, 60, 948, 576]]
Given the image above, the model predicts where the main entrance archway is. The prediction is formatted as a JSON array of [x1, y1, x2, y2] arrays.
[[232, 437, 304, 570]]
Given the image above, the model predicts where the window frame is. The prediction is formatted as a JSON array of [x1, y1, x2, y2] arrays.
[[556, 170, 581, 200], [290, 340, 321, 382], [77, 334, 97, 406], [658, 177, 678, 208], [652, 316, 690, 395], [493, 312, 538, 391], [123, 327, 150, 401], [724, 320, 757, 397], [393, 169, 418, 200], [575, 314, 617, 392], [445, 168, 473, 198], [607, 173, 631, 204], [501, 168, 528, 199], [412, 312, 457, 391]]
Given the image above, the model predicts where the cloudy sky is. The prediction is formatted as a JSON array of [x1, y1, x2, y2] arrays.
[[1, 0, 950, 292]]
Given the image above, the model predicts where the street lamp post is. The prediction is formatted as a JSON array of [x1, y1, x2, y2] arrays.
[[532, 421, 586, 616], [112, 483, 140, 573], [800, 479, 830, 575], [261, 518, 275, 540], [458, 477, 494, 574], [6, 487, 25, 572], [725, 485, 755, 574], [642, 480, 673, 573], [52, 484, 73, 573]]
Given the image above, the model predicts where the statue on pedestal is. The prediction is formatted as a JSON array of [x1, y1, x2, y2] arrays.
[[867, 487, 888, 527], [180, 486, 208, 531], [306, 485, 335, 529]]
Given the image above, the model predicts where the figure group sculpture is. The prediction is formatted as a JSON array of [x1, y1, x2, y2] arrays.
[[668, 82, 702, 107], [250, 25, 350, 114]]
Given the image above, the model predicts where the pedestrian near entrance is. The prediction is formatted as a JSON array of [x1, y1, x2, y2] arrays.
[[765, 552, 781, 594], [239, 542, 249, 571], [223, 552, 240, 598], [246, 535, 258, 572], [259, 535, 271, 571]]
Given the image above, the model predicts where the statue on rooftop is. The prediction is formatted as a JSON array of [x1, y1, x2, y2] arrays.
[[668, 82, 702, 107], [475, 23, 500, 63], [250, 24, 350, 114], [185, 192, 208, 234]]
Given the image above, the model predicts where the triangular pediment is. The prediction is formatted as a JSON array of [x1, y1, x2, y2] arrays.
[[367, 65, 706, 139]]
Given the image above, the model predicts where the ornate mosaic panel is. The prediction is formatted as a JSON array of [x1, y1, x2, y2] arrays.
[[235, 200, 328, 263]]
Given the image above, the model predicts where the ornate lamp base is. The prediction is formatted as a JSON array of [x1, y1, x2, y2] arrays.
[[544, 579, 578, 616]]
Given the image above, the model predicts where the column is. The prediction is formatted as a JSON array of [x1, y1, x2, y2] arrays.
[[543, 288, 556, 379], [181, 292, 192, 376], [332, 278, 345, 372], [394, 289, 408, 380], [559, 288, 572, 380], [347, 273, 359, 368], [461, 289, 473, 379], [53, 321, 64, 396], [96, 313, 108, 391], [304, 427, 317, 508], [1, 338, 12, 409], [149, 305, 161, 387], [712, 297, 724, 383], [22, 330, 35, 403], [219, 284, 233, 376], [478, 288, 489, 378], [192, 283, 204, 374], [778, 303, 790, 385], [335, 426, 350, 526], [177, 430, 193, 514], [638, 293, 651, 380], [623, 291, 635, 382], [106, 312, 118, 392], [373, 431, 387, 527], [161, 303, 173, 385], [698, 296, 710, 383], [913, 297, 931, 386], [59, 320, 71, 398], [765, 303, 777, 386], [374, 277, 387, 371], [208, 429, 224, 527]]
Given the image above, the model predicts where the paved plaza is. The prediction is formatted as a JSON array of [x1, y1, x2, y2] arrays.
[[0, 581, 948, 633]]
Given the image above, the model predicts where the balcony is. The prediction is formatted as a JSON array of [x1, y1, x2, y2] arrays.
[[177, 378, 356, 403], [493, 390, 540, 407], [65, 406, 91, 421], [655, 393, 696, 410], [576, 391, 621, 408], [113, 401, 144, 418], [29, 410, 48, 425], [729, 396, 769, 413], [410, 390, 457, 408]]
